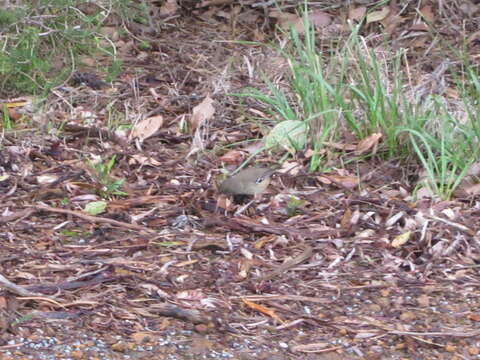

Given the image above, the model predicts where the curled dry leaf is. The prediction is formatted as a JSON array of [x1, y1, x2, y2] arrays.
[[130, 115, 164, 141], [355, 132, 382, 155], [189, 95, 215, 131], [187, 95, 216, 158]]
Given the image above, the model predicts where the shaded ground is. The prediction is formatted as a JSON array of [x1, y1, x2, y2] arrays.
[[1, 1, 480, 359]]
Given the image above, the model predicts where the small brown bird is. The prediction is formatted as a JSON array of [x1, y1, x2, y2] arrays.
[[219, 167, 276, 196]]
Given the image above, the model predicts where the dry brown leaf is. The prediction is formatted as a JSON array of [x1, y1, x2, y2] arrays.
[[308, 10, 332, 28], [271, 10, 331, 34], [160, 0, 178, 16], [419, 4, 435, 23], [129, 154, 162, 167], [189, 95, 215, 130], [469, 313, 480, 322], [417, 186, 435, 199], [355, 132, 382, 155], [348, 6, 366, 22], [130, 115, 164, 141], [409, 23, 429, 32], [219, 150, 245, 164], [270, 11, 299, 31], [366, 7, 390, 23], [380, 4, 404, 36], [321, 174, 359, 189], [324, 141, 357, 151]]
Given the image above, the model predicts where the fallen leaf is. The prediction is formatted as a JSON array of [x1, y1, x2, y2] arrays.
[[189, 95, 215, 131], [469, 313, 480, 321], [391, 231, 411, 248], [380, 4, 404, 36], [129, 154, 162, 166], [348, 6, 366, 22], [130, 115, 164, 141], [319, 174, 359, 189], [366, 7, 390, 24], [84, 201, 107, 215], [270, 9, 331, 34], [355, 132, 382, 155], [419, 4, 435, 23], [409, 23, 429, 32], [324, 141, 357, 151], [160, 0, 178, 16], [308, 10, 332, 28], [219, 150, 245, 164]]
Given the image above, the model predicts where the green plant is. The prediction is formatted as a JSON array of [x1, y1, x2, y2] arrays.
[[90, 155, 127, 198], [399, 97, 477, 199], [0, 0, 127, 96], [286, 196, 305, 217], [2, 105, 12, 130]]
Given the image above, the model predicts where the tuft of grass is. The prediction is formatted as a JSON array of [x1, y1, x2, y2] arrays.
[[238, 3, 480, 199], [0, 0, 132, 96]]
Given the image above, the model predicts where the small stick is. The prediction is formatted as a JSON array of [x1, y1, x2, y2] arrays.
[[32, 205, 155, 234]]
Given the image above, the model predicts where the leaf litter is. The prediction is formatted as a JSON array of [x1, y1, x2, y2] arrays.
[[0, 1, 480, 359]]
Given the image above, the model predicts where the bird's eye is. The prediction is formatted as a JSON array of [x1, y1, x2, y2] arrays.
[[255, 176, 265, 184]]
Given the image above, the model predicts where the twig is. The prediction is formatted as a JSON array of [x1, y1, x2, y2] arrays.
[[31, 204, 155, 234], [0, 273, 48, 297], [261, 246, 313, 281], [387, 329, 480, 338]]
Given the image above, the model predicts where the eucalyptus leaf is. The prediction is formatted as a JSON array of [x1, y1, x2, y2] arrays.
[[265, 120, 308, 153], [84, 201, 107, 215]]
